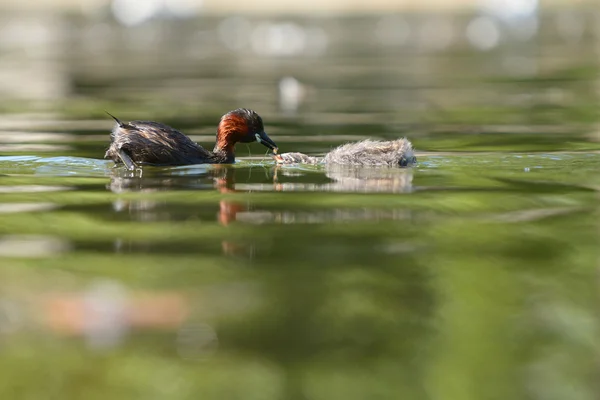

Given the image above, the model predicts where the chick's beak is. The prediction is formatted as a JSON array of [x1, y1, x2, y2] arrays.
[[255, 131, 278, 154]]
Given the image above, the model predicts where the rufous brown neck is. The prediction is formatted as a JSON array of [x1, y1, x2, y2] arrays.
[[213, 140, 235, 163], [213, 114, 248, 162]]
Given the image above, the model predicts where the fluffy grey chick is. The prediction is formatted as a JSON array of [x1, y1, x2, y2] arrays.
[[275, 138, 416, 167]]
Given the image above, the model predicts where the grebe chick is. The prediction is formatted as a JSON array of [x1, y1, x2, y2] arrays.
[[275, 138, 416, 167], [105, 108, 278, 170]]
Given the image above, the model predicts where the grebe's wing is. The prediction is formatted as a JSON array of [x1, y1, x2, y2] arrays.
[[117, 121, 212, 165]]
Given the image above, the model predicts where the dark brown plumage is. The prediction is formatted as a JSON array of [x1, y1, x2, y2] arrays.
[[104, 108, 278, 170]]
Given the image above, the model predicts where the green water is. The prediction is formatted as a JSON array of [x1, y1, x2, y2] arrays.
[[0, 11, 599, 400]]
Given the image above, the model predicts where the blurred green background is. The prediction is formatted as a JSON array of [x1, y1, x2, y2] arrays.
[[0, 0, 598, 399]]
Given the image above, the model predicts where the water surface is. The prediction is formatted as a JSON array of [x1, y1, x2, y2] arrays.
[[0, 11, 599, 400]]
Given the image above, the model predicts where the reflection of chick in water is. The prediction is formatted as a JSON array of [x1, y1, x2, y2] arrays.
[[108, 165, 254, 257], [271, 139, 415, 193], [273, 164, 413, 194]]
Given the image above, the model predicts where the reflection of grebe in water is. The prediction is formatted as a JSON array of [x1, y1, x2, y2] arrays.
[[108, 166, 255, 257], [274, 138, 416, 167], [105, 108, 278, 170]]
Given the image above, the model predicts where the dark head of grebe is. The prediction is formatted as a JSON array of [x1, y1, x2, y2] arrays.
[[105, 108, 278, 170], [214, 108, 278, 156]]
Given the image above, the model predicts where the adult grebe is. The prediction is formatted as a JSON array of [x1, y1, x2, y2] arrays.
[[105, 108, 278, 170]]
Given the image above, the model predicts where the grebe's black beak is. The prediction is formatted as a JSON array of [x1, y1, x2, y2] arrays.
[[255, 131, 278, 154]]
